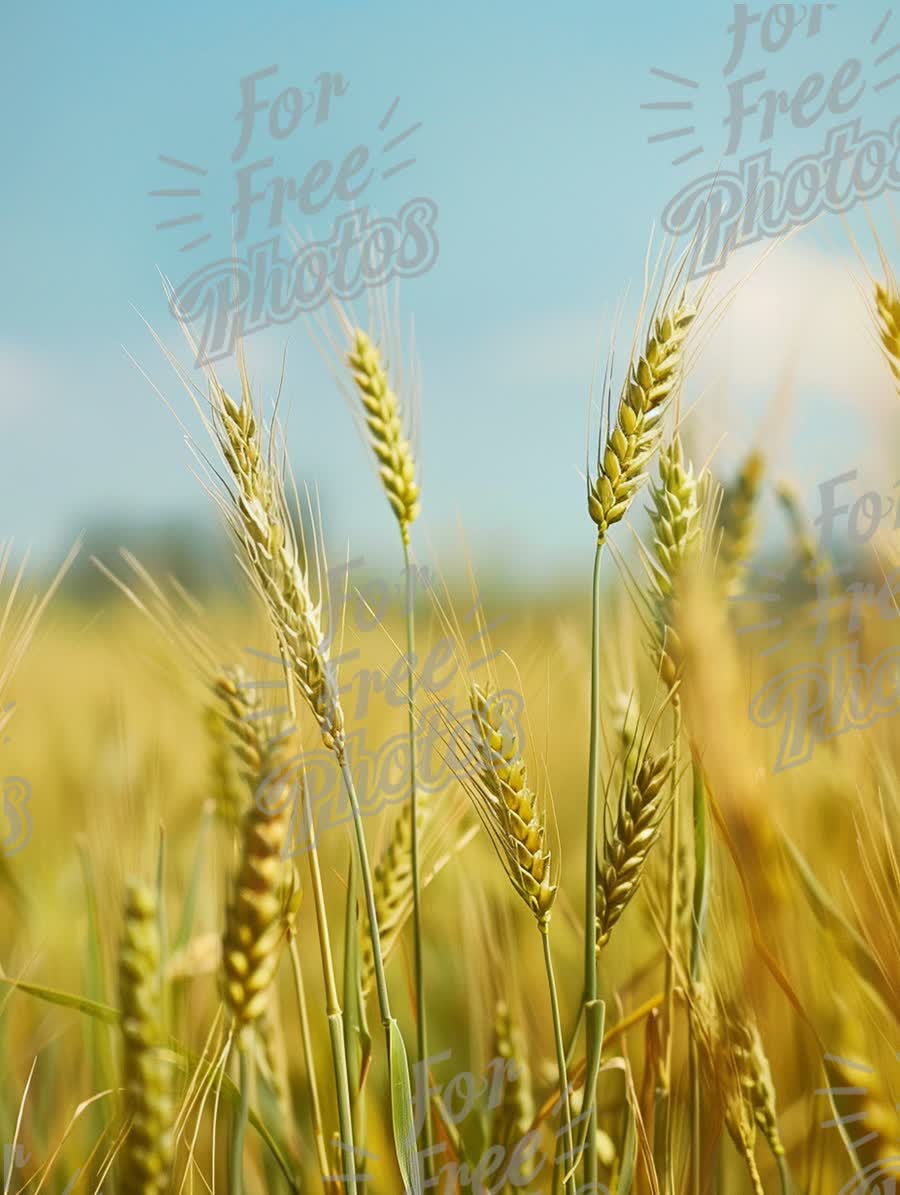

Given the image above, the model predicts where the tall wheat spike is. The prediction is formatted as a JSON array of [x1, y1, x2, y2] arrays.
[[595, 740, 675, 951], [346, 329, 421, 543], [209, 360, 345, 755], [118, 881, 174, 1195], [588, 299, 697, 546]]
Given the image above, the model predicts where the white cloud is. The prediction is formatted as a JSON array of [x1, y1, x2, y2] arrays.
[[691, 238, 896, 424], [0, 342, 57, 420]]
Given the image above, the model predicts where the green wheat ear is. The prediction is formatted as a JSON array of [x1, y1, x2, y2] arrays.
[[119, 880, 174, 1195], [347, 329, 421, 544]]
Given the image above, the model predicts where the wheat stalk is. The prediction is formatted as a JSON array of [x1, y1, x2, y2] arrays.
[[118, 881, 174, 1195], [588, 300, 697, 546], [360, 803, 476, 998], [451, 678, 573, 1190], [582, 286, 696, 1189], [595, 740, 674, 952], [361, 794, 429, 998], [346, 328, 421, 544], [343, 314, 433, 1169]]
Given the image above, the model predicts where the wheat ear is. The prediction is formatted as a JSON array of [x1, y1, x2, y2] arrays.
[[588, 300, 697, 546], [876, 280, 900, 386], [119, 881, 174, 1195], [344, 317, 433, 1171], [490, 999, 535, 1155], [716, 1005, 787, 1170], [775, 480, 834, 589], [692, 987, 769, 1195], [456, 681, 573, 1190], [210, 365, 344, 754], [595, 741, 675, 952], [221, 732, 292, 1029], [467, 683, 557, 925], [583, 287, 696, 1191], [645, 436, 709, 685], [207, 668, 264, 827], [347, 329, 421, 543], [718, 451, 764, 596]]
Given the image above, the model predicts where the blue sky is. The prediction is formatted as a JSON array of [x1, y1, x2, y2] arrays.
[[3, 0, 898, 586]]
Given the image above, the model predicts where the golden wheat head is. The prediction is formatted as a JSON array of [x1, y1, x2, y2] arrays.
[[589, 299, 697, 546], [876, 280, 900, 387], [466, 683, 557, 925], [209, 364, 345, 755]]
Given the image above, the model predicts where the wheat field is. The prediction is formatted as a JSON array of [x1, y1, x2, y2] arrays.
[[0, 247, 898, 1195]]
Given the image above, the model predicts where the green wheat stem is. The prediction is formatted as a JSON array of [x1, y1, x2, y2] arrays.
[[338, 758, 424, 1195], [299, 792, 358, 1195], [659, 697, 682, 1195], [689, 751, 708, 983], [230, 1042, 252, 1195], [155, 824, 170, 1033], [403, 542, 433, 1178], [689, 1031, 701, 1195], [339, 759, 394, 1031], [289, 937, 334, 1191], [282, 664, 358, 1194], [689, 748, 708, 1195], [583, 540, 604, 1191], [542, 925, 577, 1195]]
